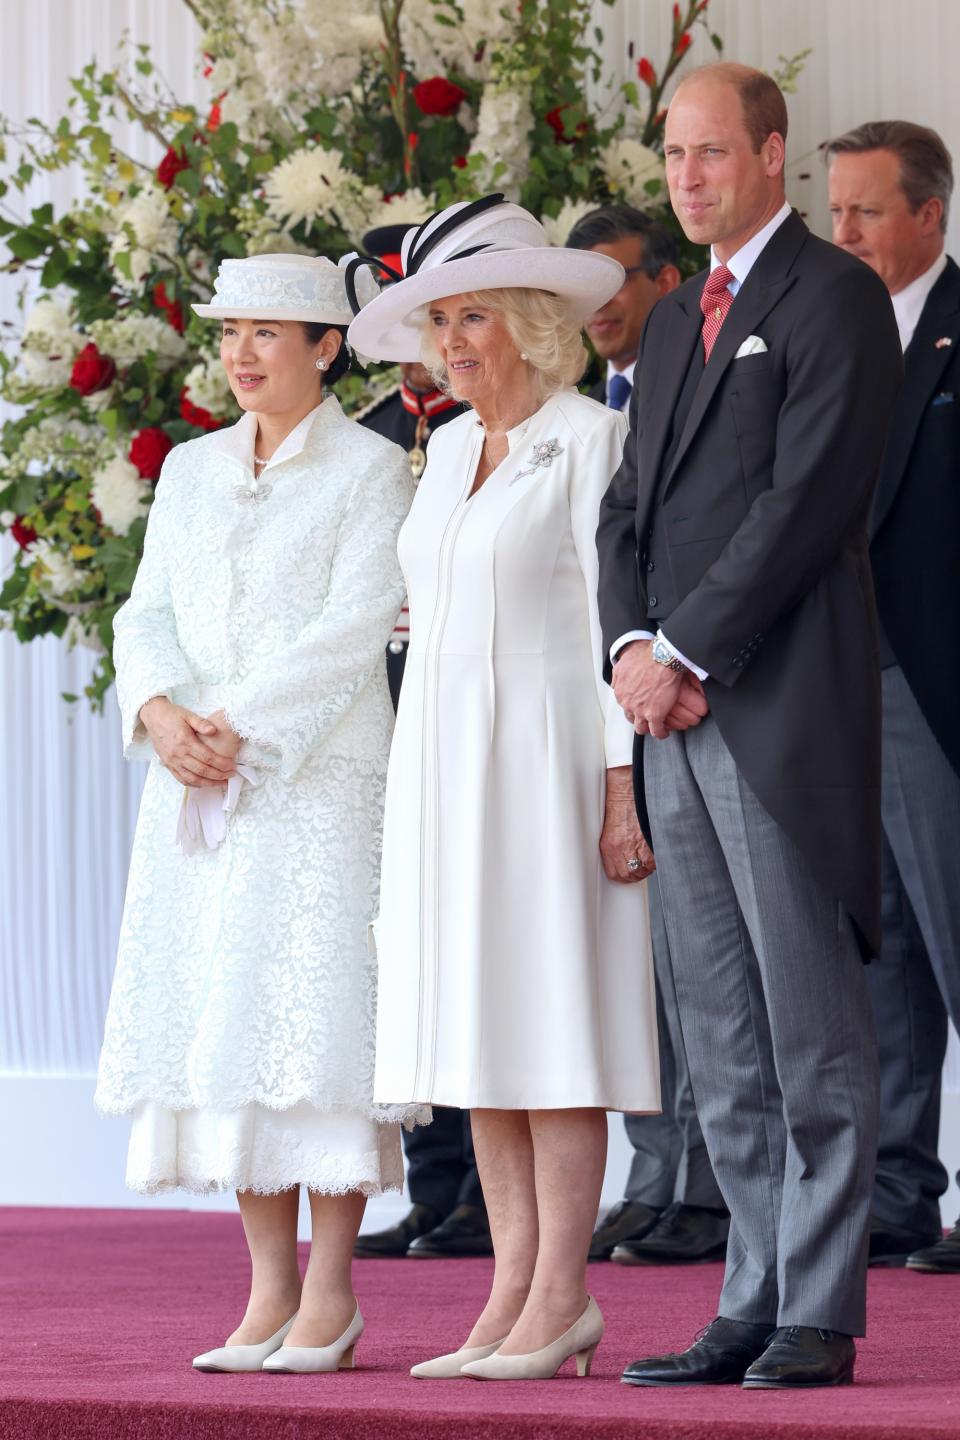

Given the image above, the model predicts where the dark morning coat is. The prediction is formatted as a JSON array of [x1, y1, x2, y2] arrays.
[[596, 210, 903, 957], [871, 254, 960, 779]]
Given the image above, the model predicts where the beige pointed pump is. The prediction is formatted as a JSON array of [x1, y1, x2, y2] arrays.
[[410, 1337, 508, 1379], [460, 1297, 604, 1381]]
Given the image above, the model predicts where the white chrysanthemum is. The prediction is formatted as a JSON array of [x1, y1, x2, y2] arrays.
[[264, 146, 369, 234], [468, 81, 534, 201], [364, 188, 437, 233], [599, 139, 666, 210], [109, 184, 179, 287], [540, 197, 602, 248], [400, 0, 516, 83], [88, 315, 187, 368], [183, 357, 234, 416], [91, 454, 153, 536], [30, 539, 86, 598], [19, 299, 84, 388]]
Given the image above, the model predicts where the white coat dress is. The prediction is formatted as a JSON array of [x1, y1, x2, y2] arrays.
[[373, 389, 660, 1111], [95, 398, 423, 1196]]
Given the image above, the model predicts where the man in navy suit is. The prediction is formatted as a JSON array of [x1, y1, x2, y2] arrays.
[[828, 120, 960, 1276]]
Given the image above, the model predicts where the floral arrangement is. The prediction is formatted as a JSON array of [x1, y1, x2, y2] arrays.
[[0, 0, 797, 707]]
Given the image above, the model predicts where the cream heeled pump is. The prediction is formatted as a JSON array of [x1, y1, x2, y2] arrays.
[[410, 1337, 508, 1379], [192, 1312, 298, 1372], [461, 1297, 604, 1381], [261, 1304, 363, 1373]]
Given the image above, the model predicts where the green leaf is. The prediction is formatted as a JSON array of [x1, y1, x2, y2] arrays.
[[41, 247, 70, 286], [61, 692, 79, 703], [99, 408, 119, 441], [0, 567, 29, 607], [6, 229, 49, 261]]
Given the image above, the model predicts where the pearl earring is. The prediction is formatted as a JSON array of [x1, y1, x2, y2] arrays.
[[316, 358, 329, 371], [520, 352, 529, 361]]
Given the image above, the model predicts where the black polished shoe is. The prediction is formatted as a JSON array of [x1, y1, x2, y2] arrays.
[[622, 1317, 774, 1387], [612, 1202, 729, 1265], [408, 1203, 493, 1258], [353, 1203, 442, 1258], [907, 1218, 960, 1274], [869, 1215, 941, 1268], [589, 1200, 662, 1260], [742, 1327, 855, 1388]]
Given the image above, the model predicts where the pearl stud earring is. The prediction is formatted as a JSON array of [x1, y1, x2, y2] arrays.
[[520, 352, 529, 361], [316, 358, 329, 371]]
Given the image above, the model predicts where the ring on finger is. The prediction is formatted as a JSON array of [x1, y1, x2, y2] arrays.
[[626, 857, 641, 872]]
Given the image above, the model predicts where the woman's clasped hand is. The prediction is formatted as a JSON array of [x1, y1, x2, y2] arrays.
[[138, 697, 240, 788]]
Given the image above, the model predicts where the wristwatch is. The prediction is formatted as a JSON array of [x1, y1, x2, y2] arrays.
[[651, 636, 686, 674]]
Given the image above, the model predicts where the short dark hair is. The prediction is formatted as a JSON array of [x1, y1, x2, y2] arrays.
[[824, 120, 953, 232], [565, 205, 679, 278], [301, 322, 352, 385], [679, 62, 788, 153]]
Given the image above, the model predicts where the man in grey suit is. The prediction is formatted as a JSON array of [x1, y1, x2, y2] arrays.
[[597, 63, 901, 1389], [828, 121, 960, 1275]]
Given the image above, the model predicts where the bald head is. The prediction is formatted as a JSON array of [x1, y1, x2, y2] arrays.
[[665, 63, 788, 260]]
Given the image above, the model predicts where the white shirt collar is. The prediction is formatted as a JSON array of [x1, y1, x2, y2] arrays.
[[710, 201, 793, 291], [212, 398, 331, 473], [890, 250, 948, 352], [606, 359, 637, 388]]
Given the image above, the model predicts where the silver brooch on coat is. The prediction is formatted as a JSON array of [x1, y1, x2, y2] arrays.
[[510, 437, 564, 485], [233, 480, 273, 505]]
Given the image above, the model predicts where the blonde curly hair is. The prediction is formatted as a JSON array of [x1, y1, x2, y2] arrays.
[[419, 287, 588, 402]]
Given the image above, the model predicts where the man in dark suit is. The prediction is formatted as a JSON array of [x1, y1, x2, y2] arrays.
[[598, 63, 901, 1389], [354, 225, 488, 1262], [827, 121, 960, 1276], [566, 206, 729, 1267]]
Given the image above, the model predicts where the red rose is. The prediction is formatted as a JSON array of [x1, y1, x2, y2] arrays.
[[128, 427, 174, 480], [156, 146, 190, 190], [153, 282, 185, 334], [637, 57, 657, 87], [413, 76, 467, 117], [453, 155, 468, 169], [11, 517, 37, 549], [180, 388, 224, 433], [69, 342, 116, 396], [545, 104, 588, 145], [676, 31, 693, 54]]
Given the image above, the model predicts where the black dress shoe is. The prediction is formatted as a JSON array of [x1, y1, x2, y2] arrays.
[[353, 1203, 442, 1258], [622, 1317, 774, 1387], [907, 1218, 960, 1273], [408, 1203, 493, 1257], [589, 1200, 662, 1260], [868, 1215, 940, 1268], [742, 1327, 855, 1388], [612, 1202, 729, 1265]]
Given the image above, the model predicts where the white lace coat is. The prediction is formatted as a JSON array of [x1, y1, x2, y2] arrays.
[[95, 398, 417, 1130]]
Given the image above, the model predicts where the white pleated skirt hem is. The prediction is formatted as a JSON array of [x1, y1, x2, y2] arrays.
[[125, 1099, 404, 1198]]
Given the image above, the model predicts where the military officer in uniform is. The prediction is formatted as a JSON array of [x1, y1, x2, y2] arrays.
[[354, 224, 490, 1260]]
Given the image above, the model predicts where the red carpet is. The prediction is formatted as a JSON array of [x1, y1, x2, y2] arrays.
[[1, 1206, 958, 1440]]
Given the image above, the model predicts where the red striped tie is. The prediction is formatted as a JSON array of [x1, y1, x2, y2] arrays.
[[700, 265, 735, 361]]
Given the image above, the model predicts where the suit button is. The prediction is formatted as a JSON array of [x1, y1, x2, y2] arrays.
[[733, 657, 743, 667], [648, 595, 659, 608], [647, 561, 655, 572]]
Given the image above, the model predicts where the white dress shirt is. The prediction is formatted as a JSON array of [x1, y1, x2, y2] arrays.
[[611, 202, 793, 681], [890, 250, 947, 352]]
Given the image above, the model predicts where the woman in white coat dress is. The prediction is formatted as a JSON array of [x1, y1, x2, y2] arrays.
[[95, 254, 419, 1374], [347, 197, 660, 1381]]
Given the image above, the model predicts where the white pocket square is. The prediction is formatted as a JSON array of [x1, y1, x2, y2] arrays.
[[734, 335, 768, 358]]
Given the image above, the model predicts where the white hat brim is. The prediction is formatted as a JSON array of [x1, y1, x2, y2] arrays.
[[191, 304, 354, 323], [346, 249, 625, 363]]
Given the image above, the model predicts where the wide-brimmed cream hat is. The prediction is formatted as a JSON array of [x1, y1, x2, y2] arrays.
[[345, 194, 625, 362], [192, 253, 379, 323]]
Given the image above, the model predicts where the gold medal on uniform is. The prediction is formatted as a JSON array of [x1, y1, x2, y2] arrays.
[[408, 445, 427, 479]]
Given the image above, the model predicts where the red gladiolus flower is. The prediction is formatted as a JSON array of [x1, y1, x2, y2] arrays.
[[413, 76, 467, 117], [69, 343, 116, 396], [11, 517, 37, 549], [637, 57, 657, 87], [673, 2, 682, 22], [408, 131, 420, 150], [153, 282, 185, 335], [128, 427, 174, 480], [156, 146, 190, 190], [180, 388, 223, 433], [676, 31, 693, 54], [207, 102, 222, 131], [202, 53, 215, 78]]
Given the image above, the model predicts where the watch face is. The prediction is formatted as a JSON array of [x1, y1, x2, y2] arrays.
[[652, 639, 669, 664]]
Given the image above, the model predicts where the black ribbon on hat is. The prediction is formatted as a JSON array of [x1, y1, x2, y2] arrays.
[[344, 193, 510, 315]]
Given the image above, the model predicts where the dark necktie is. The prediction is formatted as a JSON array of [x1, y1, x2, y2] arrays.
[[700, 265, 735, 362], [606, 372, 632, 411]]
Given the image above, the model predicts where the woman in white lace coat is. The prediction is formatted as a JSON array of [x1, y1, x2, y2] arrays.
[[95, 255, 416, 1374]]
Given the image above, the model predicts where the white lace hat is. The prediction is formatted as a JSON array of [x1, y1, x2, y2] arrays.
[[345, 194, 625, 362], [192, 253, 379, 323]]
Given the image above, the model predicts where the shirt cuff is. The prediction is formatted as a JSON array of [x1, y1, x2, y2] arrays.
[[658, 630, 709, 682], [610, 630, 655, 665]]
